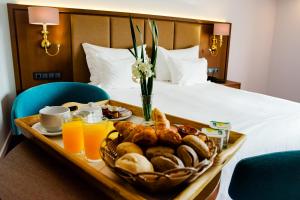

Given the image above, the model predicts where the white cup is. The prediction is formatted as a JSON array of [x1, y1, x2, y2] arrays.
[[39, 106, 71, 132]]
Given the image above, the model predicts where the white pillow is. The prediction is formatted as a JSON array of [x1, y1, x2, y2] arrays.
[[82, 43, 146, 61], [82, 43, 145, 88], [168, 57, 208, 85], [89, 57, 137, 89], [156, 45, 199, 81]]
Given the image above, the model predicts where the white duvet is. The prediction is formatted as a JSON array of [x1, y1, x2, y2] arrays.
[[104, 81, 300, 199]]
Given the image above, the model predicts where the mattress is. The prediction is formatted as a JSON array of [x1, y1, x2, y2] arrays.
[[104, 81, 300, 199]]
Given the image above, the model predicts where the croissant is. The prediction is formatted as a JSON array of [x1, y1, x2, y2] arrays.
[[152, 108, 170, 129], [156, 128, 182, 146], [115, 109, 181, 146], [114, 121, 137, 141], [132, 125, 158, 146], [114, 122, 158, 146]]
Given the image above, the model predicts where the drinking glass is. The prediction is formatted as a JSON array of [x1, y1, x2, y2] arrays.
[[83, 120, 109, 162], [62, 120, 84, 154]]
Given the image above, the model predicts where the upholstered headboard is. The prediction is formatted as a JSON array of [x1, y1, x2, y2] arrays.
[[7, 4, 231, 93], [71, 16, 202, 83]]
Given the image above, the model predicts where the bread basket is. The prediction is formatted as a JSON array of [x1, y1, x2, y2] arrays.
[[100, 130, 218, 192]]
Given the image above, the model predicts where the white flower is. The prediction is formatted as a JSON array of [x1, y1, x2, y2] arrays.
[[132, 64, 141, 79], [131, 57, 154, 79]]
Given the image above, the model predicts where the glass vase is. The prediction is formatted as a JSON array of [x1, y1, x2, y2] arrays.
[[141, 94, 152, 122]]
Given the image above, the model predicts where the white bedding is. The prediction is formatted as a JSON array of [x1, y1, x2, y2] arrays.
[[104, 81, 300, 199]]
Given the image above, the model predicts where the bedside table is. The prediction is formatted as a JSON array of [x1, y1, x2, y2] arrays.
[[222, 80, 241, 89]]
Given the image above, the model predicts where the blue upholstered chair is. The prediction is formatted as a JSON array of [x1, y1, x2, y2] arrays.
[[229, 151, 300, 200], [11, 82, 110, 135]]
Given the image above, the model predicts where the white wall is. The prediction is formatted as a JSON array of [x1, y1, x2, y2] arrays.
[[0, 1, 16, 152], [267, 0, 300, 102], [0, 0, 276, 148]]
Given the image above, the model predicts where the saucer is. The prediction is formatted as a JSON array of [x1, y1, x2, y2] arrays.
[[32, 122, 62, 136], [109, 110, 132, 121]]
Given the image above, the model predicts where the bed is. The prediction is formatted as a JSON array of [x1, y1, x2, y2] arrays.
[[104, 80, 300, 199]]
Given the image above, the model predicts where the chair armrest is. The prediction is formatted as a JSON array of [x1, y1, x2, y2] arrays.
[[229, 151, 300, 200]]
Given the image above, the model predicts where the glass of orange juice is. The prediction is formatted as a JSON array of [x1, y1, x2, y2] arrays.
[[83, 120, 109, 162], [62, 120, 84, 154]]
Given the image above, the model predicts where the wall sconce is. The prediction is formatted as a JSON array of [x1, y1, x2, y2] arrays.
[[28, 7, 61, 56], [209, 23, 230, 56]]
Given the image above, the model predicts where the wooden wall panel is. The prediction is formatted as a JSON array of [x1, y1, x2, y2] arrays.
[[14, 10, 72, 90], [174, 22, 201, 49], [110, 17, 144, 48], [71, 15, 110, 82], [145, 20, 174, 50]]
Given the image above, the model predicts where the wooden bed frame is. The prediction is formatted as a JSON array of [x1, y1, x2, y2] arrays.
[[7, 3, 231, 93]]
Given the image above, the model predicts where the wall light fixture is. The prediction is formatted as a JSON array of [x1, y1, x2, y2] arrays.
[[28, 6, 61, 56], [209, 23, 230, 56]]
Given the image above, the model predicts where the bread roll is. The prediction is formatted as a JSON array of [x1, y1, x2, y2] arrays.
[[183, 135, 210, 158], [115, 153, 154, 174], [146, 146, 175, 159], [177, 145, 199, 167], [151, 153, 184, 172], [116, 142, 143, 157]]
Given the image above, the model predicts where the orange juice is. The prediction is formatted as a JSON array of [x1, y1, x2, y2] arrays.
[[83, 121, 109, 161], [62, 121, 84, 154]]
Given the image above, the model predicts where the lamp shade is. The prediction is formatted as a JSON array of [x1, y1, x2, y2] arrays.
[[28, 7, 59, 25], [213, 23, 230, 36]]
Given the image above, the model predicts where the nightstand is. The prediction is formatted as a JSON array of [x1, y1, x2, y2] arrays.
[[222, 80, 241, 89]]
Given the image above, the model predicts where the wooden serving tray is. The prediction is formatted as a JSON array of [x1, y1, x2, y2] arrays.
[[15, 100, 246, 200]]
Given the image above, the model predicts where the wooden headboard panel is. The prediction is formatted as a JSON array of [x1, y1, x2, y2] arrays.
[[7, 3, 231, 93], [71, 16, 201, 83]]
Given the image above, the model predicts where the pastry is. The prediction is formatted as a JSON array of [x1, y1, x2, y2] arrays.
[[175, 125, 207, 141], [183, 135, 211, 159], [177, 125, 200, 137], [157, 128, 182, 146], [146, 146, 175, 159], [151, 153, 184, 172], [116, 142, 143, 157], [114, 122, 158, 145], [102, 108, 121, 119], [132, 125, 158, 146], [170, 125, 178, 133], [152, 108, 170, 129], [177, 145, 199, 167], [115, 153, 154, 174], [114, 121, 137, 141], [198, 133, 207, 142]]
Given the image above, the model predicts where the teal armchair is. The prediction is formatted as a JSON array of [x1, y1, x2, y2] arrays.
[[11, 82, 110, 135], [229, 151, 300, 200]]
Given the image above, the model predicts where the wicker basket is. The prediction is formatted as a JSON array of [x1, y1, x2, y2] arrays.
[[100, 130, 218, 192]]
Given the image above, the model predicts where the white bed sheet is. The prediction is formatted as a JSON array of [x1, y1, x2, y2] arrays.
[[104, 81, 300, 199]]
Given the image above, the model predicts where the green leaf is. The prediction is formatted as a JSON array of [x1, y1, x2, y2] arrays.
[[141, 45, 145, 62], [147, 77, 153, 95], [129, 16, 138, 59], [136, 25, 145, 62], [141, 77, 148, 95], [128, 48, 136, 58], [148, 20, 159, 78], [136, 25, 144, 44], [151, 47, 158, 77], [153, 21, 159, 41]]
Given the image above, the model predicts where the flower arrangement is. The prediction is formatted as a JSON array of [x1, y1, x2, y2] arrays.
[[129, 17, 158, 121]]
